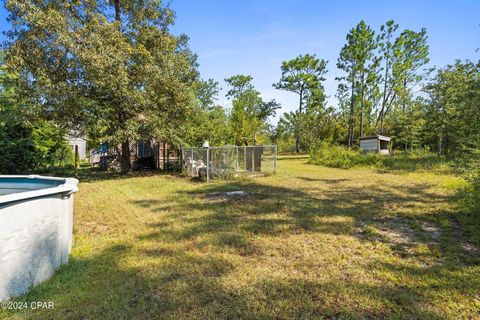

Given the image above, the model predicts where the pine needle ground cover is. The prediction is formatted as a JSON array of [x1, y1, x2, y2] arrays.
[[2, 156, 479, 319]]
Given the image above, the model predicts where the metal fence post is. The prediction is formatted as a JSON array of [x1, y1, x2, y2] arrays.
[[191, 148, 194, 177], [235, 146, 239, 171], [206, 147, 210, 182], [244, 146, 247, 171]]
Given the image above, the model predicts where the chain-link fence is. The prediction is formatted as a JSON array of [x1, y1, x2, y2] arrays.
[[181, 145, 277, 181]]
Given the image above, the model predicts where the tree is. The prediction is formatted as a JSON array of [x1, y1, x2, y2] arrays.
[[5, 0, 198, 173], [0, 51, 72, 173], [392, 97, 426, 151], [193, 79, 221, 110], [277, 104, 339, 154], [353, 21, 378, 138], [424, 61, 480, 157], [226, 75, 280, 145], [392, 28, 429, 111], [337, 21, 378, 146], [376, 20, 399, 133], [386, 28, 430, 149], [273, 54, 327, 152], [187, 79, 231, 146], [337, 25, 358, 147]]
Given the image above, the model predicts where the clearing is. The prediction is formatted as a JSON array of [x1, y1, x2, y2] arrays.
[[2, 155, 479, 319]]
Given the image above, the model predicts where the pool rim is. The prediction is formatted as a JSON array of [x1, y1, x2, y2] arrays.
[[0, 175, 79, 206]]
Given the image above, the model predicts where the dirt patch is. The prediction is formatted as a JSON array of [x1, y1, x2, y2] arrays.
[[376, 218, 417, 247], [205, 191, 267, 202], [358, 217, 423, 257], [420, 221, 441, 242]]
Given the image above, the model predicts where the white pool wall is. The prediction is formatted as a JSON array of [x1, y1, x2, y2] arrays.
[[0, 175, 78, 301]]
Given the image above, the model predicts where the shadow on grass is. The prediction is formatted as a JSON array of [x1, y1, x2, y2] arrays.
[[4, 176, 479, 319], [128, 179, 478, 317], [7, 241, 473, 319], [32, 164, 182, 183], [380, 154, 453, 173], [136, 180, 454, 241]]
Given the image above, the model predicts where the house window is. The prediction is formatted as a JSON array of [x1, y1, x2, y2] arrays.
[[137, 141, 152, 158]]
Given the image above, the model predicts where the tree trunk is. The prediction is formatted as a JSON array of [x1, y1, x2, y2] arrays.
[[114, 0, 129, 173], [359, 73, 364, 138], [437, 132, 442, 156], [347, 72, 356, 148], [377, 56, 389, 134], [444, 123, 449, 159], [114, 0, 121, 22], [295, 90, 304, 153], [120, 139, 131, 173]]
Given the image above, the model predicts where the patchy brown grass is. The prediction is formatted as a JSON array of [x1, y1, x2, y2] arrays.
[[2, 155, 479, 319]]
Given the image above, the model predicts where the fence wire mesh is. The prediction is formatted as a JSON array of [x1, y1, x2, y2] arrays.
[[181, 145, 277, 181]]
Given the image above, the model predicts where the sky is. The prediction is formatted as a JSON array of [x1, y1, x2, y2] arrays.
[[1, 1, 479, 122]]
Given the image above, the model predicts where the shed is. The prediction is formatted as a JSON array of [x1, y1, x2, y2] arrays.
[[68, 135, 87, 160], [359, 135, 391, 155]]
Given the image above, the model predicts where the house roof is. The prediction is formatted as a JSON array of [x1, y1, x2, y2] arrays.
[[358, 135, 391, 142]]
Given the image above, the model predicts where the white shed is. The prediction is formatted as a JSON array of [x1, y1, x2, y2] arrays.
[[359, 135, 391, 155], [68, 135, 87, 160]]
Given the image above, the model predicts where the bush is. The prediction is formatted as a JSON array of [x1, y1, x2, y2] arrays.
[[0, 121, 73, 174], [309, 143, 383, 169], [309, 144, 450, 171]]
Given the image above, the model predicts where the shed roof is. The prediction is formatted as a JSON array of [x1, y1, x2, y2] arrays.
[[358, 135, 391, 142]]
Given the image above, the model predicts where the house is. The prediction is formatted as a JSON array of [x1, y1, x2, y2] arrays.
[[91, 140, 180, 171], [359, 135, 391, 155], [68, 135, 87, 160]]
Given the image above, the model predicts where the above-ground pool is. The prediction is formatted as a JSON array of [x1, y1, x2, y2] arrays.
[[0, 175, 78, 301]]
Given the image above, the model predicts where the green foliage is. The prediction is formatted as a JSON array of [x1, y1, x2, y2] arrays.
[[310, 144, 450, 171], [424, 61, 480, 157], [334, 20, 430, 148], [273, 54, 328, 108], [185, 78, 231, 146], [277, 105, 341, 153], [453, 155, 480, 244], [336, 20, 379, 146], [273, 54, 328, 152], [309, 143, 383, 169], [226, 75, 279, 145], [193, 79, 221, 111], [0, 121, 73, 174], [5, 0, 198, 172], [1, 50, 72, 173]]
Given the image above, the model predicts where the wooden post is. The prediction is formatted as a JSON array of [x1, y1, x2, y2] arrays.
[[166, 143, 170, 170]]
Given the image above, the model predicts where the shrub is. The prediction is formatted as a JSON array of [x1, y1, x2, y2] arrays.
[[309, 144, 451, 172], [0, 121, 73, 174], [309, 143, 382, 169]]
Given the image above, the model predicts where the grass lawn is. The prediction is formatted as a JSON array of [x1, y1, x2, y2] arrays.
[[2, 155, 479, 319]]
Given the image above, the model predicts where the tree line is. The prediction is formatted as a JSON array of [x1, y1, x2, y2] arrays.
[[0, 1, 478, 174], [274, 20, 479, 160]]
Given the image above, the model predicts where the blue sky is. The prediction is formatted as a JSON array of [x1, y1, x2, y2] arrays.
[[1, 1, 479, 122]]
